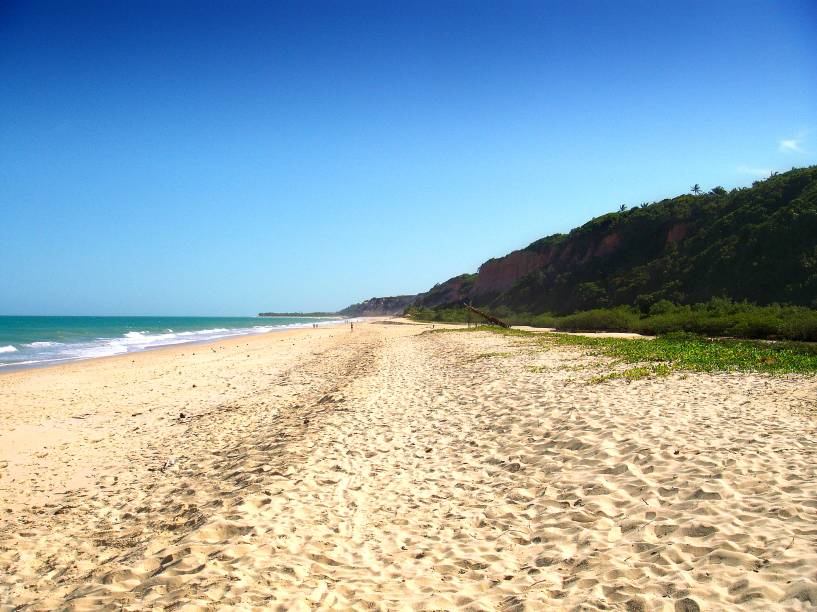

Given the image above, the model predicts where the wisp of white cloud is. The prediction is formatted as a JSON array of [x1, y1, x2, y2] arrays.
[[778, 130, 812, 153], [779, 138, 803, 153]]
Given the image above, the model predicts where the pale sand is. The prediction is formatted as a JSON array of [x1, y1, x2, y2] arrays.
[[1, 322, 816, 611]]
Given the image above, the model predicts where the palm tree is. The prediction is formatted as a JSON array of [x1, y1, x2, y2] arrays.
[[691, 184, 701, 195]]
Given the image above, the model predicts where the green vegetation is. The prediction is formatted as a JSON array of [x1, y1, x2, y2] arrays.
[[427, 326, 817, 375], [589, 364, 672, 384], [551, 331, 817, 375], [410, 166, 817, 339], [473, 351, 513, 359], [409, 306, 478, 323], [503, 166, 817, 313], [338, 295, 418, 317], [407, 298, 817, 342], [424, 324, 533, 338]]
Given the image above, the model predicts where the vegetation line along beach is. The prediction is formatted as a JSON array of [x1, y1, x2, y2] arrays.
[[429, 325, 817, 376], [404, 166, 817, 342]]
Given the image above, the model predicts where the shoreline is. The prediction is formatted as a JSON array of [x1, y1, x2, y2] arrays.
[[0, 317, 367, 376], [0, 320, 387, 512]]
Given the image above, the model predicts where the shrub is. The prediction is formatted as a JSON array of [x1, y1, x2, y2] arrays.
[[411, 299, 817, 341], [555, 308, 637, 332]]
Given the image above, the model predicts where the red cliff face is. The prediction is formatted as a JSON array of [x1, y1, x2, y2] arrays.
[[472, 233, 623, 297], [594, 232, 621, 257], [473, 250, 549, 295], [666, 223, 689, 246], [576, 232, 621, 263], [558, 242, 575, 263], [428, 276, 471, 305]]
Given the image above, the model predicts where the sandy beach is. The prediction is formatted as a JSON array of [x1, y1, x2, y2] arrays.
[[1, 320, 816, 610]]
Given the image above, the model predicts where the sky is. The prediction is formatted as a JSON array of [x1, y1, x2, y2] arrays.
[[1, 0, 816, 315]]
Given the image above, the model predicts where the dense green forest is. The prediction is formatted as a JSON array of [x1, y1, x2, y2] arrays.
[[407, 166, 817, 340]]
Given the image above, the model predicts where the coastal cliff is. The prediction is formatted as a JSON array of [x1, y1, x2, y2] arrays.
[[338, 295, 418, 317], [413, 165, 817, 314], [264, 167, 817, 323]]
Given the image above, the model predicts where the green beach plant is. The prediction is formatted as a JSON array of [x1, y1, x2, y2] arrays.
[[427, 325, 817, 375]]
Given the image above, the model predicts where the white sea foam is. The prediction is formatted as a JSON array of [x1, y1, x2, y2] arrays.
[[0, 318, 347, 371], [0, 357, 70, 368], [73, 343, 129, 358], [124, 331, 149, 339]]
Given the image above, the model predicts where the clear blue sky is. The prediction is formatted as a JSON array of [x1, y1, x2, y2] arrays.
[[1, 1, 815, 315]]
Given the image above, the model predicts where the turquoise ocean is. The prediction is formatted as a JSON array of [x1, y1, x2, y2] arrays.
[[0, 316, 342, 371]]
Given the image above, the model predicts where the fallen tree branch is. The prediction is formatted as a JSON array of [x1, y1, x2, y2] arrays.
[[464, 303, 511, 328]]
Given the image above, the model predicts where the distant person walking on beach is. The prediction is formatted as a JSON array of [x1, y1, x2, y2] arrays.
[[350, 321, 354, 332]]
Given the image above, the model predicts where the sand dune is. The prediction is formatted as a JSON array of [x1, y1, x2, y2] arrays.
[[1, 322, 816, 610]]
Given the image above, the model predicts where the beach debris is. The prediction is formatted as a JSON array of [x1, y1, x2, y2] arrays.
[[499, 595, 524, 612], [150, 456, 187, 473], [464, 303, 511, 328]]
